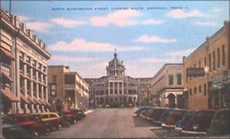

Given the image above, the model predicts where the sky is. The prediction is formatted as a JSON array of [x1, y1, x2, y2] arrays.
[[1, 1, 229, 78]]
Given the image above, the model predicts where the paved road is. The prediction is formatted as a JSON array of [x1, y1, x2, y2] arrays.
[[42, 108, 157, 138]]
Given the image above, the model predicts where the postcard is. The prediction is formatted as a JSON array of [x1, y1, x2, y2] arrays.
[[0, 0, 229, 138]]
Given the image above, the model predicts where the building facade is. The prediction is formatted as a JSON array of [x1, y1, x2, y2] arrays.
[[151, 64, 184, 108], [183, 21, 230, 110], [1, 10, 51, 114], [85, 52, 139, 107], [48, 65, 89, 112]]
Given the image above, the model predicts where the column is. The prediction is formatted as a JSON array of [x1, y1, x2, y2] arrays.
[[31, 67, 35, 113], [16, 52, 22, 113], [41, 85, 44, 112]]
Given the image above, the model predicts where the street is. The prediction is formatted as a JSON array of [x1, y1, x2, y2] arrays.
[[41, 108, 157, 138]]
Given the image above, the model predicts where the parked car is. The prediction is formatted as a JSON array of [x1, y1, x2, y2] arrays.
[[3, 123, 35, 139], [2, 114, 48, 138], [151, 107, 168, 126], [134, 106, 152, 117], [59, 116, 71, 128], [63, 111, 78, 124], [140, 108, 155, 120], [181, 110, 215, 136], [71, 109, 86, 120], [175, 111, 195, 132], [208, 109, 230, 136], [34, 112, 62, 131], [153, 108, 173, 126], [161, 109, 186, 128]]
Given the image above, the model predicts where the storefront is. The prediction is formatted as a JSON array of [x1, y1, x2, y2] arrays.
[[210, 71, 230, 109]]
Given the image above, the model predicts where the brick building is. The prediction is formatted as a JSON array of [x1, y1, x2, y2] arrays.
[[48, 65, 89, 112], [183, 21, 230, 110]]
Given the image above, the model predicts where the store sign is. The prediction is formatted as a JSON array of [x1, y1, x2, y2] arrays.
[[187, 68, 205, 77]]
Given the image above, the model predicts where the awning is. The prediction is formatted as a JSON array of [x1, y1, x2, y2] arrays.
[[20, 95, 29, 103], [0, 47, 15, 60], [0, 71, 13, 82], [40, 100, 46, 105], [1, 88, 19, 102], [27, 96, 35, 104], [33, 98, 41, 104]]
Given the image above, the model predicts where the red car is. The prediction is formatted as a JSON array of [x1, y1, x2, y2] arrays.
[[63, 111, 78, 124], [34, 112, 62, 131], [3, 114, 48, 136]]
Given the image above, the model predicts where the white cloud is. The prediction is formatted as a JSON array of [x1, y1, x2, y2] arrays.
[[135, 35, 176, 44], [193, 21, 217, 27], [50, 17, 86, 28], [50, 55, 98, 63], [167, 9, 204, 19], [49, 55, 107, 78], [50, 38, 144, 52], [90, 9, 142, 27], [26, 21, 52, 33], [139, 48, 195, 64], [141, 19, 165, 25]]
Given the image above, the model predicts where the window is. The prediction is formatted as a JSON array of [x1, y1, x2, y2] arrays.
[[209, 53, 212, 71], [194, 87, 197, 95], [199, 85, 202, 93], [176, 74, 182, 85], [189, 89, 192, 96], [204, 84, 207, 96], [213, 51, 216, 70], [217, 48, 220, 68], [204, 56, 207, 66], [222, 45, 226, 66], [52, 75, 57, 82], [168, 75, 174, 85]]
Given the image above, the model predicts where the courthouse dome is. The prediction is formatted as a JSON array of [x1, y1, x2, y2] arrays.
[[106, 50, 125, 77]]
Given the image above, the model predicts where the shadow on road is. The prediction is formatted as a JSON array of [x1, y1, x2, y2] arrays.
[[133, 116, 153, 127]]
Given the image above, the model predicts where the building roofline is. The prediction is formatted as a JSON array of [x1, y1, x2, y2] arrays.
[[152, 63, 183, 81], [185, 21, 229, 60]]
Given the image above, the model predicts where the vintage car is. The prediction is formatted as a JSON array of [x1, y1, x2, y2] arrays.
[[175, 111, 195, 132], [181, 110, 215, 136], [208, 109, 230, 136], [134, 106, 152, 117], [161, 109, 186, 128], [2, 114, 49, 138], [34, 112, 62, 131]]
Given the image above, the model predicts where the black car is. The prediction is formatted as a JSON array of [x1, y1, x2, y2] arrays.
[[208, 109, 230, 136], [161, 109, 186, 128], [181, 110, 215, 136], [151, 107, 168, 126], [134, 106, 152, 117], [175, 111, 195, 134]]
